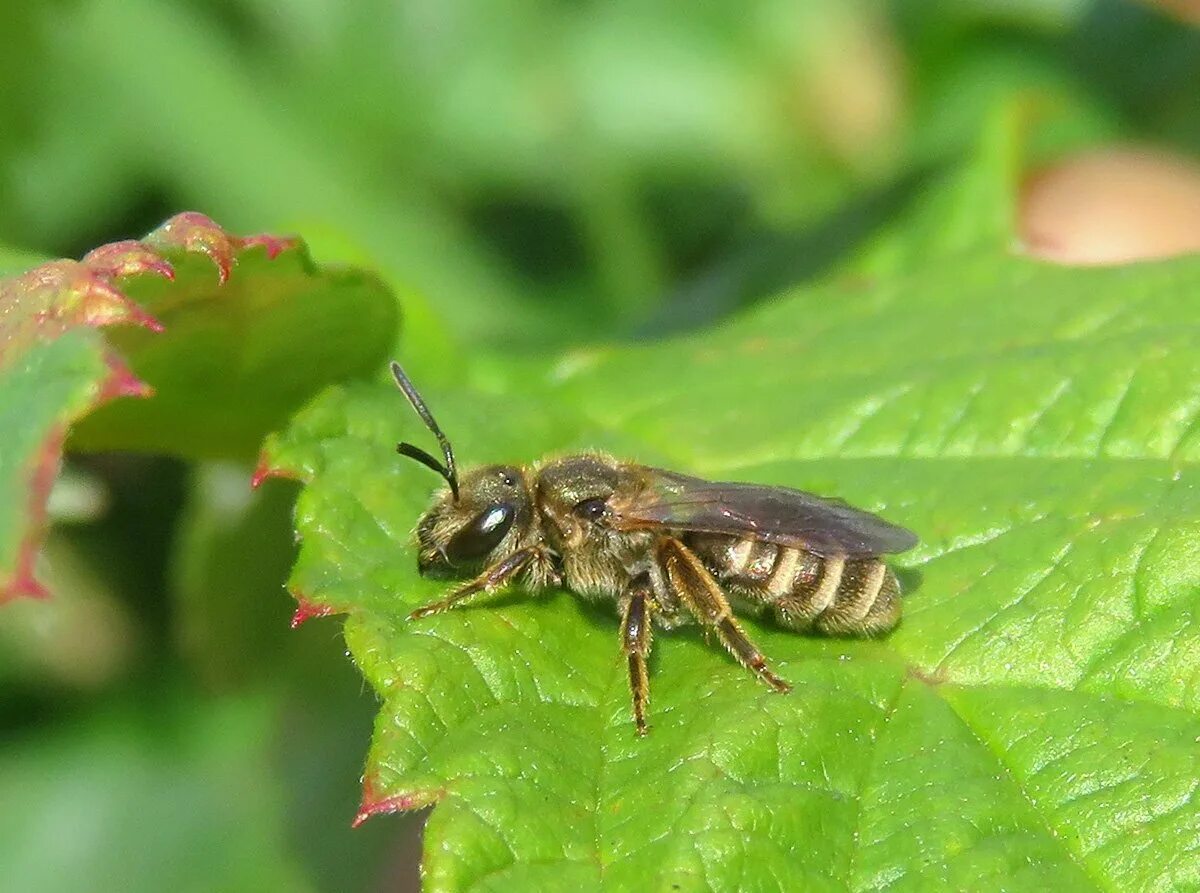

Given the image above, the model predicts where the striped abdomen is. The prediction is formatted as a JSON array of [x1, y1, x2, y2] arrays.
[[683, 533, 901, 635]]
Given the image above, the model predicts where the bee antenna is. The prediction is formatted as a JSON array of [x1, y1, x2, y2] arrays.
[[390, 361, 460, 501]]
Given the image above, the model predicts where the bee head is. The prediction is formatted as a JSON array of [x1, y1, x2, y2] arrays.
[[414, 465, 533, 575], [390, 361, 534, 576]]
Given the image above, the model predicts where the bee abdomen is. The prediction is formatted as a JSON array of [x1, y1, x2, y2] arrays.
[[686, 535, 900, 636], [772, 551, 900, 635]]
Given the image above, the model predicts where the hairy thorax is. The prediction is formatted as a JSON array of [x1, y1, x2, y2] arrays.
[[557, 527, 654, 600]]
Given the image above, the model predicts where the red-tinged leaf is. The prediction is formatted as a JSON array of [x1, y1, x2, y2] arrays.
[[1, 212, 398, 603], [71, 212, 397, 459], [289, 593, 339, 630], [352, 779, 442, 829], [0, 245, 168, 604], [250, 452, 302, 491]]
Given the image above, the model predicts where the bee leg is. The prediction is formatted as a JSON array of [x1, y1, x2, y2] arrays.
[[620, 573, 655, 736], [408, 547, 538, 620], [656, 537, 792, 694]]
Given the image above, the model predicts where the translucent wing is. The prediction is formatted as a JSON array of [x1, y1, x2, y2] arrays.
[[613, 467, 918, 557]]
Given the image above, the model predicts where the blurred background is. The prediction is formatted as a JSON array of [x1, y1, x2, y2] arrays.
[[1, 1, 1198, 890]]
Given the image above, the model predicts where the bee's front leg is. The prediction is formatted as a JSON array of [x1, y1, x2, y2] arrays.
[[619, 573, 656, 736], [408, 547, 538, 620]]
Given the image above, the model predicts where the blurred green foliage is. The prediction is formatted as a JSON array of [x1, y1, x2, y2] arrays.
[[1, 1, 1199, 891], [7, 0, 1193, 349]]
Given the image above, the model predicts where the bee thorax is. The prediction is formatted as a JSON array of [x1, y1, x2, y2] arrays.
[[558, 527, 654, 599]]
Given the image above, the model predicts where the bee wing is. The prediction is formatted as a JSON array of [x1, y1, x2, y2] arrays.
[[612, 467, 918, 558]]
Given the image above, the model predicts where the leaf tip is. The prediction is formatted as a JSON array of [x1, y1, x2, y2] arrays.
[[0, 571, 50, 604], [249, 465, 271, 491], [352, 780, 442, 827], [240, 233, 298, 261], [289, 592, 337, 629], [82, 239, 176, 284], [139, 313, 167, 335], [249, 452, 299, 490], [146, 212, 237, 285], [98, 355, 154, 402]]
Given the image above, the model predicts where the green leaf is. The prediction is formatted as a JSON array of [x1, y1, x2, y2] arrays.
[[71, 214, 397, 459], [267, 206, 1200, 888], [0, 212, 396, 603]]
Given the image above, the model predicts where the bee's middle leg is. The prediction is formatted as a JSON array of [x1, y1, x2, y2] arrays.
[[408, 547, 540, 620], [619, 573, 656, 736], [656, 537, 792, 693]]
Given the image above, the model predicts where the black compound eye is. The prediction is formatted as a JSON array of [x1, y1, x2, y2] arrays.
[[445, 502, 515, 564], [574, 497, 608, 522]]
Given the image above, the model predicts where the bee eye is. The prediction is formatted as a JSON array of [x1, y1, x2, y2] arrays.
[[574, 498, 608, 522], [445, 502, 516, 564]]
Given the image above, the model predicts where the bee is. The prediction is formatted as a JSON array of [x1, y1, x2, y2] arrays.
[[391, 362, 917, 735]]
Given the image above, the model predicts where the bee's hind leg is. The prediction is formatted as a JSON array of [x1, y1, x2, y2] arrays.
[[408, 547, 539, 620], [619, 573, 656, 736], [656, 537, 792, 694]]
